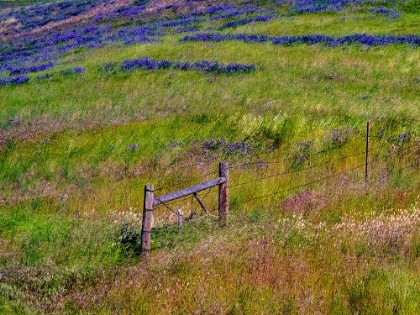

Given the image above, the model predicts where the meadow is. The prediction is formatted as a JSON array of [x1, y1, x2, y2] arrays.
[[1, 0, 420, 313]]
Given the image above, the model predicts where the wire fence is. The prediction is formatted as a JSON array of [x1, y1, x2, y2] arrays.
[[148, 126, 420, 232]]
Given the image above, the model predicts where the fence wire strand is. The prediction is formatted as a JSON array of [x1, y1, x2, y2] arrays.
[[230, 148, 368, 188], [227, 135, 367, 170], [238, 162, 366, 205]]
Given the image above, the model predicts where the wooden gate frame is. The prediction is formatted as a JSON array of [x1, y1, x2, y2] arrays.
[[141, 162, 228, 258]]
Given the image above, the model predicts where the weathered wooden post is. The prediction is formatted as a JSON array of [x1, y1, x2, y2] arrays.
[[218, 162, 228, 223], [365, 121, 370, 184], [141, 185, 154, 258], [177, 209, 183, 227]]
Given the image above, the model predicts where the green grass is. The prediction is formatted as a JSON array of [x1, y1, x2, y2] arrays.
[[4, 8, 420, 121], [1, 0, 420, 313], [2, 40, 420, 135], [75, 207, 420, 314]]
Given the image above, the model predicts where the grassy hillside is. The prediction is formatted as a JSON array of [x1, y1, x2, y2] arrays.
[[1, 0, 420, 313]]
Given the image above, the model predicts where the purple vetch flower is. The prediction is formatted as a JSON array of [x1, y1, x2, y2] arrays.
[[103, 62, 118, 73], [217, 138, 227, 146], [298, 140, 312, 149], [202, 139, 217, 150], [173, 62, 191, 70], [59, 67, 85, 75], [199, 138, 254, 156], [257, 160, 268, 170], [127, 143, 138, 150], [9, 62, 56, 76], [114, 57, 255, 75], [72, 67, 85, 73], [331, 130, 340, 142], [0, 75, 30, 87], [179, 33, 420, 48], [399, 132, 408, 142], [299, 155, 308, 163], [371, 7, 400, 19]]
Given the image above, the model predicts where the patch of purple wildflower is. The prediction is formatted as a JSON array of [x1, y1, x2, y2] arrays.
[[371, 7, 400, 19], [201, 138, 254, 155], [398, 132, 409, 143], [328, 129, 350, 147], [0, 24, 159, 74], [0, 76, 30, 87], [127, 143, 138, 150], [111, 57, 256, 75], [291, 140, 313, 168], [59, 67, 85, 75], [180, 33, 420, 47], [0, 2, 275, 75], [9, 62, 56, 76], [0, 0, 113, 35], [187, 138, 255, 163], [331, 130, 341, 143], [218, 15, 276, 30]]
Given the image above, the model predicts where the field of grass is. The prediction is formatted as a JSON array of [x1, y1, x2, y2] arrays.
[[1, 0, 420, 313]]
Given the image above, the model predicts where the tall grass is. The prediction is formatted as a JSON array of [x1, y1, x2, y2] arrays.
[[1, 0, 420, 313]]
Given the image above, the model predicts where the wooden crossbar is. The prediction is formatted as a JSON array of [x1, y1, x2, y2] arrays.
[[153, 176, 226, 207]]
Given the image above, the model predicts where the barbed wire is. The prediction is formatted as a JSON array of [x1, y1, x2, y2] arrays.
[[236, 162, 366, 205], [152, 194, 205, 230], [253, 172, 365, 210], [367, 141, 419, 164], [227, 137, 374, 170], [155, 136, 415, 192], [154, 198, 181, 215], [309, 134, 367, 157], [147, 136, 420, 228], [230, 148, 368, 188]]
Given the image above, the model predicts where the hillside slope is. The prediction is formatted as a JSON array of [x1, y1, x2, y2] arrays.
[[1, 0, 420, 313]]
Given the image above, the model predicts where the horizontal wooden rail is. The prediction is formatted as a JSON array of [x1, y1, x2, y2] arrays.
[[153, 176, 226, 207]]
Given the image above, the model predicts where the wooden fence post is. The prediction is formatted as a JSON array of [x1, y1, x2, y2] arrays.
[[177, 209, 183, 227], [218, 162, 228, 223], [365, 121, 370, 184], [141, 185, 154, 258]]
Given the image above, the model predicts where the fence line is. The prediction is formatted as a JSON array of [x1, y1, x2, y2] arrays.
[[230, 148, 370, 188], [237, 162, 366, 205], [226, 135, 367, 170], [140, 123, 420, 258]]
